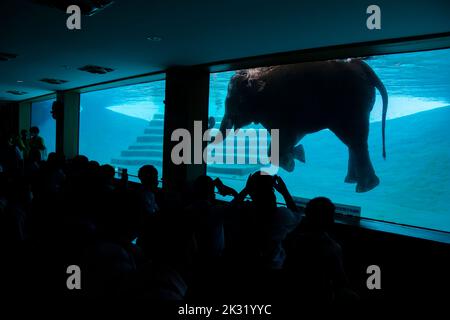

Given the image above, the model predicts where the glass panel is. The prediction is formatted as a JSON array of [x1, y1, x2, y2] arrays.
[[207, 48, 450, 232], [79, 81, 165, 182]]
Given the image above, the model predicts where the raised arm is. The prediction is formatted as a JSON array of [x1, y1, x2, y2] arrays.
[[214, 177, 238, 198], [273, 175, 299, 212], [229, 174, 254, 205]]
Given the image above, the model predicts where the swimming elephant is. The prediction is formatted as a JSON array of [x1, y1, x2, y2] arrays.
[[217, 59, 388, 193]]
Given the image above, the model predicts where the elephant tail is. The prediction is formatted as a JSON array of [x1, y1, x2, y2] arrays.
[[360, 61, 388, 159]]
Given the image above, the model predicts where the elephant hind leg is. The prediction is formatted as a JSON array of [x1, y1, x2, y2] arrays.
[[331, 119, 379, 193], [352, 145, 379, 193]]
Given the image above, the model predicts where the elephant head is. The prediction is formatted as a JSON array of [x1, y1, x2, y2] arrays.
[[216, 69, 267, 142]]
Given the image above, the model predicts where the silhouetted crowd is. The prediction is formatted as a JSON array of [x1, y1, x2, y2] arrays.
[[0, 128, 358, 303]]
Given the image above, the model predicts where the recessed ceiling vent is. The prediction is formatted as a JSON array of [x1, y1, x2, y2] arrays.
[[40, 78, 68, 84], [78, 65, 114, 74], [0, 52, 18, 61], [30, 0, 114, 16], [7, 90, 28, 96]]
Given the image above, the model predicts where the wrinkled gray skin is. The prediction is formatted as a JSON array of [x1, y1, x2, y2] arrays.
[[218, 59, 388, 193]]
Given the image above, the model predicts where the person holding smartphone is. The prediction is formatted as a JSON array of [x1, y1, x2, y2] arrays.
[[230, 171, 302, 269]]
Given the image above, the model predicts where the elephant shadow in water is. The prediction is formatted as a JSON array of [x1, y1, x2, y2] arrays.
[[216, 59, 388, 193]]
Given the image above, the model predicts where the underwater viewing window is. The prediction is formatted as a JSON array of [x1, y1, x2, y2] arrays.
[[207, 47, 450, 233], [31, 98, 56, 155], [79, 80, 165, 181]]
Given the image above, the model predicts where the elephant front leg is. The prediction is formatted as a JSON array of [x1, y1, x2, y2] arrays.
[[351, 144, 380, 193], [280, 153, 296, 172], [268, 142, 295, 172], [293, 144, 306, 163], [269, 131, 298, 172]]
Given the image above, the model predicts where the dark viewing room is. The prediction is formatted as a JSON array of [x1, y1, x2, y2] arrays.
[[1, 0, 450, 313]]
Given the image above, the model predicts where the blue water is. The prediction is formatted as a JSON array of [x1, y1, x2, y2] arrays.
[[207, 48, 450, 232], [70, 48, 450, 232]]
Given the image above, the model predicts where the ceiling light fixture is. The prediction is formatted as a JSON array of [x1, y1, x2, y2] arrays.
[[40, 78, 68, 84], [7, 90, 28, 95], [0, 52, 18, 61], [30, 0, 114, 16], [78, 65, 114, 74], [146, 36, 162, 42]]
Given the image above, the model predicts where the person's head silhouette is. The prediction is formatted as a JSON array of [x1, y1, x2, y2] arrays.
[[100, 164, 115, 184], [138, 165, 158, 191], [304, 197, 335, 231], [30, 126, 40, 138], [192, 175, 215, 202], [247, 171, 277, 210]]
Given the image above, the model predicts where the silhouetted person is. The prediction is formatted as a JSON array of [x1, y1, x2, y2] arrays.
[[135, 165, 161, 260], [0, 133, 21, 176], [20, 129, 29, 151], [19, 130, 29, 160], [9, 134, 25, 164], [232, 171, 301, 269], [41, 152, 66, 194], [182, 175, 239, 300], [29, 126, 47, 161], [187, 175, 237, 259], [26, 148, 42, 185], [138, 165, 159, 216], [0, 176, 32, 242], [99, 164, 116, 193], [284, 197, 358, 303]]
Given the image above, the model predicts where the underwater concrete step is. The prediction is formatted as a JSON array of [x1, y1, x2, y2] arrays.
[[128, 144, 163, 150], [146, 121, 163, 128], [146, 122, 163, 128], [142, 125, 268, 139], [113, 163, 163, 171], [136, 136, 164, 143], [121, 150, 267, 159], [111, 158, 163, 167], [205, 155, 268, 163], [152, 114, 164, 120], [128, 144, 267, 152], [207, 164, 262, 176], [209, 136, 270, 142], [150, 114, 265, 128], [135, 136, 267, 144], [206, 146, 268, 151], [121, 150, 163, 157], [144, 128, 164, 134], [111, 159, 261, 176]]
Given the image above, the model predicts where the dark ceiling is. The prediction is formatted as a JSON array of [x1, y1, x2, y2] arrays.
[[1, 0, 450, 101]]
